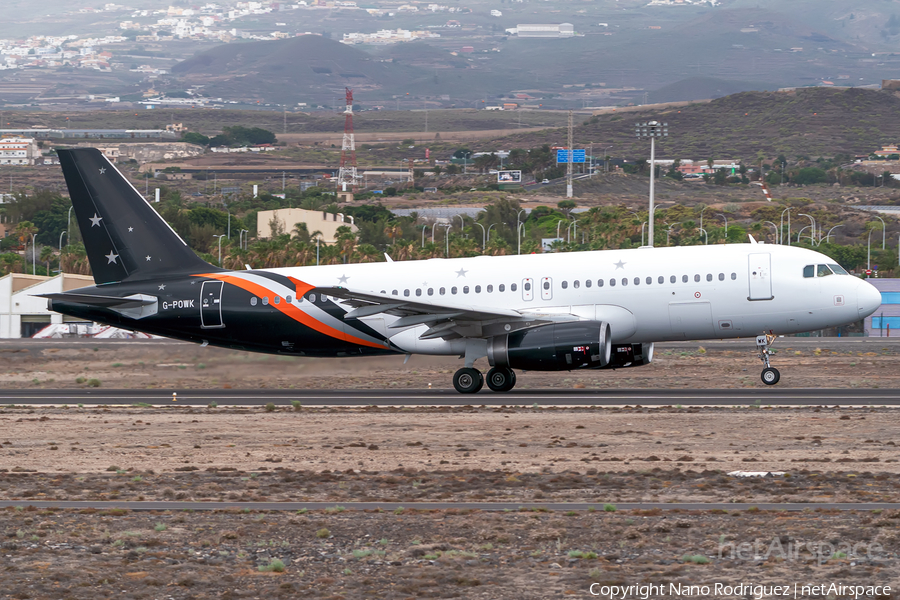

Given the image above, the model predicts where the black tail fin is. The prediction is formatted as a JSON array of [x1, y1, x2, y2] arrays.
[[58, 148, 218, 285]]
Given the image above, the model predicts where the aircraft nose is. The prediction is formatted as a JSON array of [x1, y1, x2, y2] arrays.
[[857, 280, 882, 318]]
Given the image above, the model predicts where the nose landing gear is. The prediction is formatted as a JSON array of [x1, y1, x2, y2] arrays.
[[756, 334, 780, 385]]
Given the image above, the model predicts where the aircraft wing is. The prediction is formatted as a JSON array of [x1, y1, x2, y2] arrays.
[[318, 286, 577, 340]]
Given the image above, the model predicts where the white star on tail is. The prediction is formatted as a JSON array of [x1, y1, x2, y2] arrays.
[[89, 213, 102, 227], [99, 168, 106, 174], [158, 284, 166, 291], [145, 255, 151, 261], [105, 251, 119, 264]]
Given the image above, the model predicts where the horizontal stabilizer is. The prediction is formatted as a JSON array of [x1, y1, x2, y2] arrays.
[[38, 292, 157, 309]]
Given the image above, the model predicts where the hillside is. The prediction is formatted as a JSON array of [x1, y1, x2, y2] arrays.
[[483, 88, 900, 161]]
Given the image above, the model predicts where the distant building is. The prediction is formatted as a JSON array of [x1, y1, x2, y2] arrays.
[[512, 23, 574, 38], [864, 278, 900, 337], [874, 145, 900, 158], [0, 273, 95, 338], [256, 208, 358, 244], [0, 137, 40, 165]]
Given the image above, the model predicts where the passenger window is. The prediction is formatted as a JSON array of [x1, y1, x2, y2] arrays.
[[475, 285, 481, 293], [263, 297, 270, 305], [670, 275, 676, 283], [415, 289, 422, 297], [621, 278, 628, 286], [682, 275, 688, 283], [440, 287, 446, 295], [543, 281, 550, 290], [694, 274, 701, 282], [574, 280, 580, 289], [658, 276, 664, 284], [828, 263, 848, 275], [647, 276, 653, 285], [524, 282, 531, 291], [428, 288, 434, 296], [718, 273, 724, 281], [250, 297, 258, 306], [706, 274, 712, 282], [451, 286, 458, 295], [731, 273, 737, 280], [633, 277, 639, 285], [499, 284, 506, 292], [308, 294, 315, 303], [286, 295, 293, 303], [487, 284, 493, 293], [274, 296, 281, 305], [404, 289, 410, 297], [609, 278, 616, 287], [391, 290, 398, 296], [585, 280, 592, 288], [598, 279, 604, 287], [463, 286, 470, 294], [817, 264, 833, 277], [511, 283, 517, 292], [561, 281, 568, 289]]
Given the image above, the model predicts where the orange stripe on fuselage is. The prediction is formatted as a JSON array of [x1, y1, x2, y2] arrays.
[[195, 273, 384, 349]]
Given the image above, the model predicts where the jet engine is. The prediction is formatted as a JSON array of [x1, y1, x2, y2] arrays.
[[601, 343, 654, 369], [487, 321, 612, 371]]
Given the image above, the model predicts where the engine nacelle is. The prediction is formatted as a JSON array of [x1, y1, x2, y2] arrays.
[[600, 342, 654, 369], [487, 321, 612, 371]]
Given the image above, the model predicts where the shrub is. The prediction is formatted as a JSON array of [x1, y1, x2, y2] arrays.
[[682, 554, 710, 564], [154, 523, 167, 532], [87, 378, 101, 387], [258, 558, 285, 572], [603, 503, 617, 512], [291, 400, 302, 411], [265, 402, 276, 412], [208, 401, 218, 409], [316, 528, 331, 539]]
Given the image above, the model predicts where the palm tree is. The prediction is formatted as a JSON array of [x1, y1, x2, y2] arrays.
[[40, 246, 54, 276]]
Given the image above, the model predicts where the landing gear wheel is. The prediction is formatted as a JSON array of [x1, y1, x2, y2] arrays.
[[486, 367, 517, 392], [453, 367, 484, 394], [761, 367, 780, 386]]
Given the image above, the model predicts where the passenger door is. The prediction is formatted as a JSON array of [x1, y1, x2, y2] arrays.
[[200, 280, 225, 329], [748, 253, 773, 301]]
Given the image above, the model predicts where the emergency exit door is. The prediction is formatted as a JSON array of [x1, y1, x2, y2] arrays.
[[200, 280, 225, 328]]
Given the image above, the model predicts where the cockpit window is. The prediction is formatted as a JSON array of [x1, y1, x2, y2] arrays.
[[803, 265, 814, 278], [828, 263, 848, 275], [817, 264, 833, 277]]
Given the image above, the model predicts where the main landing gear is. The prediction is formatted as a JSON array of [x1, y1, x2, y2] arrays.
[[452, 367, 517, 393], [756, 334, 780, 386]]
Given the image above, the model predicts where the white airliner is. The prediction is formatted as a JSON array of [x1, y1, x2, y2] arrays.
[[45, 149, 883, 394]]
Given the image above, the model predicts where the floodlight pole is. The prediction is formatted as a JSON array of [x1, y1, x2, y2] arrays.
[[566, 110, 574, 198], [636, 120, 668, 247]]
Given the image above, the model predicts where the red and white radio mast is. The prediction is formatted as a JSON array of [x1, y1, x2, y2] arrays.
[[337, 87, 359, 192]]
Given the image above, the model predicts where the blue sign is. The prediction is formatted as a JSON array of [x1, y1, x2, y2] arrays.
[[556, 149, 586, 163]]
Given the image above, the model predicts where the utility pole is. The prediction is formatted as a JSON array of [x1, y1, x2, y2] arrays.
[[566, 110, 573, 199]]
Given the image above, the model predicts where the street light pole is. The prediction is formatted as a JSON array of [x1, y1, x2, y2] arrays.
[[699, 227, 708, 245], [443, 223, 452, 257], [699, 205, 708, 236], [516, 209, 526, 254], [825, 224, 843, 244], [868, 228, 875, 270], [780, 207, 791, 246], [635, 120, 668, 248], [58, 231, 66, 274], [213, 235, 224, 266], [487, 223, 500, 243], [518, 222, 524, 254], [796, 225, 809, 245], [763, 221, 779, 245], [641, 222, 647, 247], [718, 213, 727, 243], [798, 213, 816, 245], [67, 205, 73, 247], [873, 215, 886, 249], [30, 233, 36, 275], [475, 223, 486, 251]]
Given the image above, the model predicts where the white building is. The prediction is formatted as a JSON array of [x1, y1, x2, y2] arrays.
[[0, 137, 41, 165], [0, 273, 94, 338], [256, 208, 358, 244], [512, 23, 574, 38]]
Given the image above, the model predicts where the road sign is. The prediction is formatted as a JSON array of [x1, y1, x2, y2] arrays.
[[497, 170, 522, 183], [556, 149, 586, 163]]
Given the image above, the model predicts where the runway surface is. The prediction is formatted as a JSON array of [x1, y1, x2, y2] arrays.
[[1, 500, 898, 512], [1, 388, 899, 406]]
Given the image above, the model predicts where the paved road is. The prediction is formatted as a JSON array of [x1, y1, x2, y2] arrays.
[[0, 500, 896, 512], [1, 388, 898, 406]]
